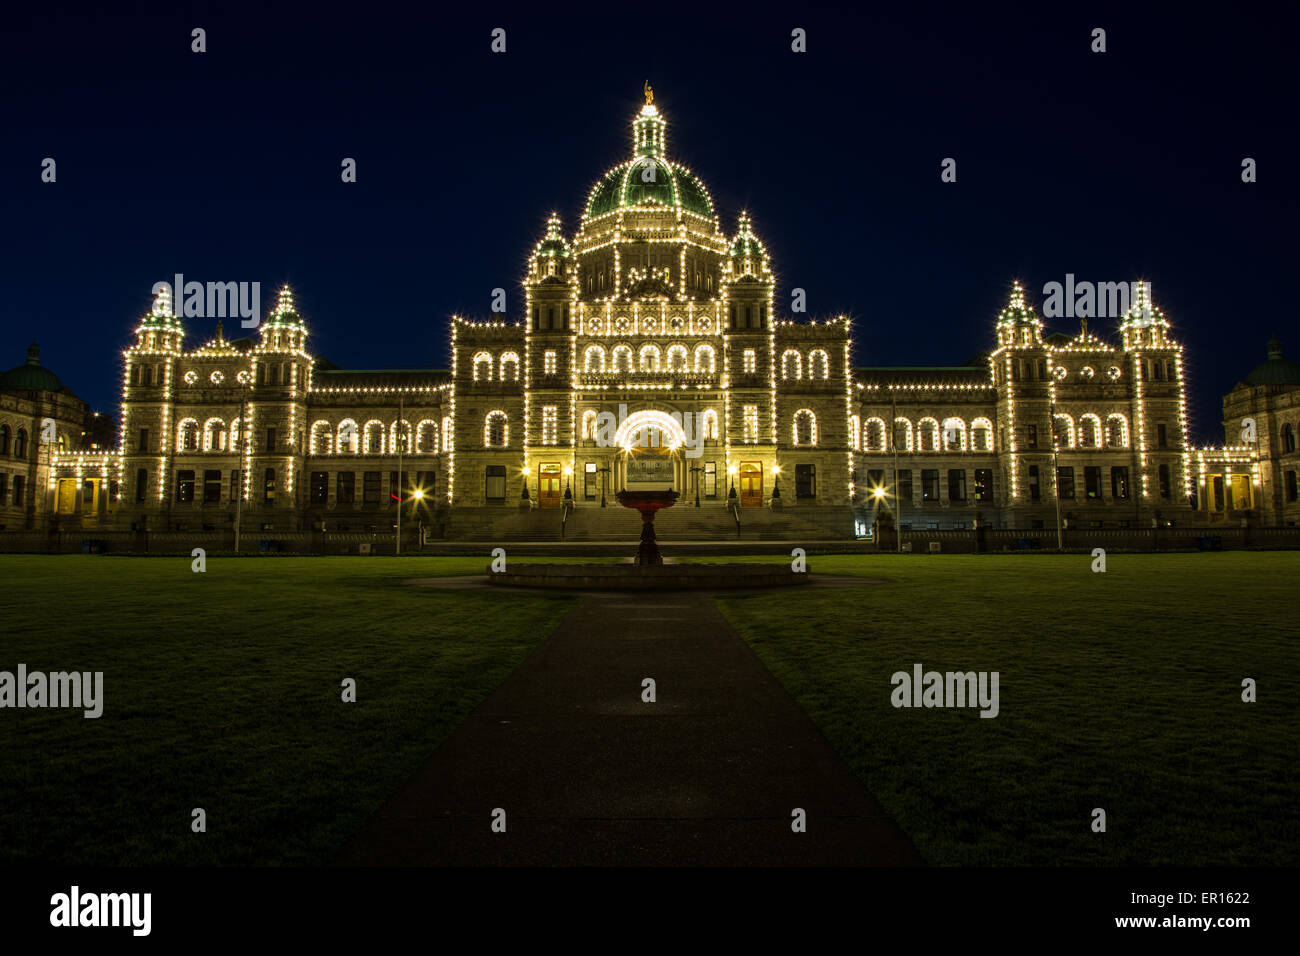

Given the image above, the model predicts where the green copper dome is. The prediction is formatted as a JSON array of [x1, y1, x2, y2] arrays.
[[585, 159, 715, 218], [0, 342, 63, 392], [1244, 339, 1300, 386]]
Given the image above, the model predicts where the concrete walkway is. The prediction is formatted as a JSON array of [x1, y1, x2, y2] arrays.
[[337, 591, 921, 866]]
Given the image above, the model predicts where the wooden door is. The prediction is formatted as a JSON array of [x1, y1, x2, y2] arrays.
[[739, 462, 762, 507], [539, 463, 562, 508]]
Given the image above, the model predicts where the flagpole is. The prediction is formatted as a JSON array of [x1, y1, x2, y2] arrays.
[[396, 394, 403, 556]]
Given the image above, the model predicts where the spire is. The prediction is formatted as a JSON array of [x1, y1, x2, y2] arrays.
[[1121, 279, 1165, 328], [997, 280, 1038, 326], [26, 341, 40, 365], [632, 85, 666, 159], [264, 284, 305, 329]]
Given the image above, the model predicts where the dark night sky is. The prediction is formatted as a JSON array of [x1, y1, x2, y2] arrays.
[[2, 2, 1295, 442]]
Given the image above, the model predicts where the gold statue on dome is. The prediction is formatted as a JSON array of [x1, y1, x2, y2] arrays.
[[644, 80, 654, 105]]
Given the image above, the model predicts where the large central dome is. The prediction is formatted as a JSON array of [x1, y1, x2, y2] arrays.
[[582, 102, 716, 221]]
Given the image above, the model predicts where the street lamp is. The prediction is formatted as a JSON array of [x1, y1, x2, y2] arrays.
[[727, 464, 738, 499], [770, 464, 782, 499], [520, 466, 530, 501], [563, 465, 573, 502], [598, 464, 610, 507], [690, 464, 702, 507]]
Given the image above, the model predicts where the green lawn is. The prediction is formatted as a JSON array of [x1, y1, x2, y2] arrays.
[[0, 555, 576, 865], [2, 552, 1295, 867], [709, 552, 1299, 865]]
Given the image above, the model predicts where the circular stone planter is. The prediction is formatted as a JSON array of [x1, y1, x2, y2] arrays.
[[486, 563, 812, 591]]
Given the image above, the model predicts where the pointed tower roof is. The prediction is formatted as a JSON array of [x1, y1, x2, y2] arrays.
[[1121, 279, 1166, 328], [996, 280, 1040, 328], [262, 284, 306, 331]]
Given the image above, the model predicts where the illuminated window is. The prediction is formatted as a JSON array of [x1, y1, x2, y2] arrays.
[[808, 349, 829, 379], [485, 411, 508, 448], [472, 352, 492, 381], [542, 406, 558, 445], [499, 352, 520, 381], [781, 350, 801, 380], [743, 405, 759, 443], [793, 409, 817, 446], [742, 349, 756, 374], [543, 351, 558, 376], [701, 409, 718, 441], [694, 344, 716, 373]]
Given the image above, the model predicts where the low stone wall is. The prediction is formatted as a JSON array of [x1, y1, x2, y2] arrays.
[[487, 563, 814, 590]]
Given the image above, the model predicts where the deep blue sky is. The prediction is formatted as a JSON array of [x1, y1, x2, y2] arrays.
[[2, 2, 1295, 443]]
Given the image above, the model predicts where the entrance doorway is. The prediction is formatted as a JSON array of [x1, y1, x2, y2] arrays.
[[539, 463, 562, 508], [739, 461, 763, 507]]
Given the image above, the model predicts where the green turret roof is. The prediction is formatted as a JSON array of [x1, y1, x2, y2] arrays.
[[0, 342, 63, 392]]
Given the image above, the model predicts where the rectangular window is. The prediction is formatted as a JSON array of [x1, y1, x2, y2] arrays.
[[543, 350, 557, 376], [263, 468, 276, 503], [136, 468, 148, 502], [921, 469, 939, 501], [541, 406, 558, 445], [0, 474, 7, 502], [1026, 424, 1038, 449], [176, 469, 195, 503], [311, 471, 328, 504], [898, 469, 913, 502], [867, 469, 884, 495], [704, 461, 716, 497], [485, 465, 506, 502], [204, 469, 222, 503], [743, 349, 757, 374], [1057, 466, 1075, 499], [1212, 475, 1224, 511], [389, 471, 409, 503], [1157, 424, 1168, 448], [584, 462, 597, 499], [231, 469, 242, 501], [1028, 465, 1041, 500], [138, 428, 150, 453], [947, 469, 966, 501], [337, 471, 355, 504], [363, 471, 381, 505], [1085, 466, 1103, 499], [1286, 470, 1298, 503], [265, 427, 277, 452], [1111, 466, 1130, 500], [743, 405, 759, 443], [1159, 464, 1172, 500], [13, 476, 24, 506], [974, 468, 993, 502], [795, 464, 816, 499]]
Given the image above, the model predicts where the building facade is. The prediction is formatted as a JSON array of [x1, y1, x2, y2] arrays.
[[9, 92, 1294, 541]]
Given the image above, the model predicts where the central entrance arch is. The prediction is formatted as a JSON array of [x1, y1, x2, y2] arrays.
[[616, 410, 687, 491]]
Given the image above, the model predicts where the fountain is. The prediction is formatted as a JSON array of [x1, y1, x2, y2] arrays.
[[615, 489, 679, 565]]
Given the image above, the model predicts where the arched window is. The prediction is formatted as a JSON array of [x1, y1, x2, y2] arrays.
[[941, 417, 966, 451], [793, 409, 817, 446], [808, 349, 829, 380], [639, 344, 660, 372], [485, 411, 508, 448], [781, 350, 802, 380], [1079, 414, 1102, 449], [701, 409, 719, 441], [970, 418, 993, 452], [1, 424, 11, 455], [1053, 413, 1075, 449], [584, 345, 606, 373], [363, 420, 386, 454], [917, 418, 940, 452], [1283, 423, 1297, 454], [865, 418, 886, 452], [472, 351, 492, 382], [442, 416, 454, 453], [336, 419, 357, 454], [612, 345, 633, 373], [390, 419, 412, 454], [499, 352, 520, 382], [308, 421, 333, 455], [13, 428, 26, 459], [178, 419, 199, 452], [416, 420, 439, 454], [581, 409, 598, 441], [666, 344, 688, 371], [694, 343, 716, 373], [849, 415, 860, 451], [202, 418, 227, 452], [1106, 414, 1129, 449], [892, 418, 913, 452]]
